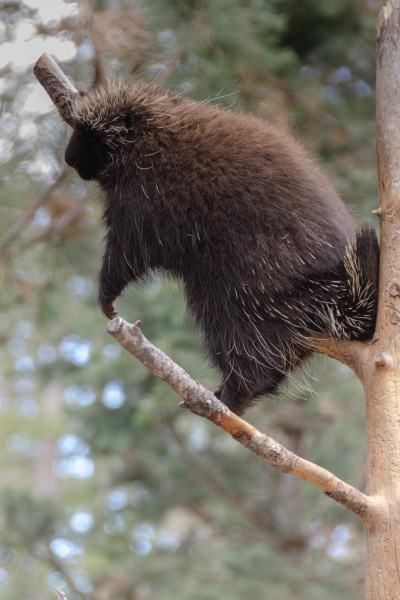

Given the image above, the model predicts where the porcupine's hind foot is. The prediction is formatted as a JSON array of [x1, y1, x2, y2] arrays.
[[214, 370, 286, 416], [210, 330, 313, 415]]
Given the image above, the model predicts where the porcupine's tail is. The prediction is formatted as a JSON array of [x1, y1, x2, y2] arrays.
[[304, 226, 380, 341], [340, 226, 380, 340]]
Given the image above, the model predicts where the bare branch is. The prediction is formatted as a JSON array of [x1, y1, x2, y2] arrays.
[[56, 590, 69, 600], [22, 203, 86, 247], [108, 317, 370, 515], [305, 335, 371, 381], [33, 53, 78, 127], [166, 419, 273, 530], [0, 167, 68, 251]]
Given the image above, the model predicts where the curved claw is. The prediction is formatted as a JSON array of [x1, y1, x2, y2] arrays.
[[101, 302, 118, 320]]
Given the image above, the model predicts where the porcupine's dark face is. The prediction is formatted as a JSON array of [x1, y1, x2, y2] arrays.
[[65, 125, 108, 181]]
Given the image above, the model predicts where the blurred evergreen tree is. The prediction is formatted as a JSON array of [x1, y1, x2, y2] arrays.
[[0, 0, 379, 598]]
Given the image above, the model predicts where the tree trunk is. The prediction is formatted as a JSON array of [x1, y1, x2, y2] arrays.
[[361, 2, 400, 597]]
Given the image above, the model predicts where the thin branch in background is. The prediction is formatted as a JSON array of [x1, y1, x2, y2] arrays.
[[166, 419, 274, 530], [0, 167, 68, 252], [22, 203, 86, 247], [33, 545, 86, 599]]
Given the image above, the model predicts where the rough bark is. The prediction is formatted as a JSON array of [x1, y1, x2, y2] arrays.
[[360, 2, 400, 597]]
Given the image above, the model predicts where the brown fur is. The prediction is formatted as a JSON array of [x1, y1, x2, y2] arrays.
[[64, 81, 379, 414]]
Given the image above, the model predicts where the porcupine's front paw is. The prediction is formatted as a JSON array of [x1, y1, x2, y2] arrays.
[[101, 301, 118, 320]]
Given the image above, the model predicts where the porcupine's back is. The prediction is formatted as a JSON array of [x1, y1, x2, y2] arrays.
[[68, 79, 356, 284], [66, 81, 378, 414]]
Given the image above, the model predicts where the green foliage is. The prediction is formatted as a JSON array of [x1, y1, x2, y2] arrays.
[[0, 490, 60, 548]]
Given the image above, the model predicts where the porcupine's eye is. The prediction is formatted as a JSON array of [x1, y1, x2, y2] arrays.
[[65, 125, 108, 181]]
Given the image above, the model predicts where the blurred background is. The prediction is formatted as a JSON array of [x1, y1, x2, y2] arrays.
[[0, 0, 382, 598]]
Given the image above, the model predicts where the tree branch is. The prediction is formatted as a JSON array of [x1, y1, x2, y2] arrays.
[[305, 335, 371, 381], [108, 317, 370, 515], [33, 53, 78, 126], [0, 167, 68, 251], [165, 418, 273, 530]]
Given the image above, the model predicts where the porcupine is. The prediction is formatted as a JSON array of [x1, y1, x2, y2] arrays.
[[64, 80, 379, 416]]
